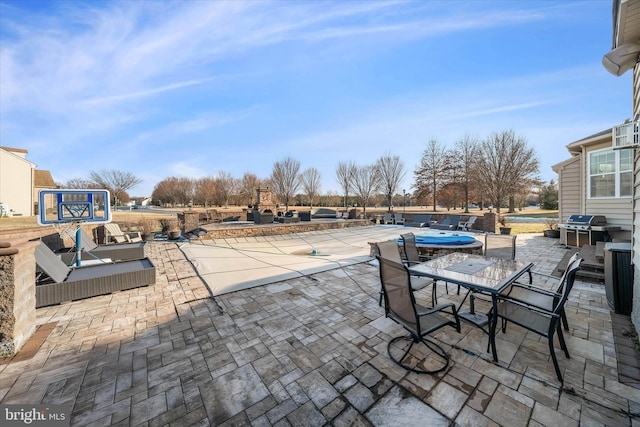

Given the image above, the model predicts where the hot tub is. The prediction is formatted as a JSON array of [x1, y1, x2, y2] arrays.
[[369, 232, 484, 258]]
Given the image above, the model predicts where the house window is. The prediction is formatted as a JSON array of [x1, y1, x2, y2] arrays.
[[588, 148, 632, 198]]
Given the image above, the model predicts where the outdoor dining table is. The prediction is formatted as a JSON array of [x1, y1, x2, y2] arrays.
[[408, 252, 534, 362]]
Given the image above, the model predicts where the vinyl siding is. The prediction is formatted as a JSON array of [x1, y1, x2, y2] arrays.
[[0, 149, 34, 216], [557, 157, 581, 223], [632, 63, 640, 329]]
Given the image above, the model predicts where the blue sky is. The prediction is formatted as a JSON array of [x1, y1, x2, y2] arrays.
[[0, 0, 631, 197]]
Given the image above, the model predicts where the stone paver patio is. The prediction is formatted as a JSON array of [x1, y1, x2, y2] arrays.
[[1, 228, 639, 426]]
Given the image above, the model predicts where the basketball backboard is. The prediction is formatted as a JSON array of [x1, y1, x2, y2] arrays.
[[37, 189, 112, 226]]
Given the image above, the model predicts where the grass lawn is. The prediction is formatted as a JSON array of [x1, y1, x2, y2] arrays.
[[0, 206, 558, 234]]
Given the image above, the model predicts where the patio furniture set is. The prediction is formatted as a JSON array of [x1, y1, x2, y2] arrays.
[[34, 223, 156, 308], [375, 231, 583, 383]]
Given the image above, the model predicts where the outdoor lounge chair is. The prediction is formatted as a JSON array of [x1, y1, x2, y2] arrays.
[[375, 240, 434, 307], [35, 242, 156, 308], [57, 229, 148, 264], [489, 257, 582, 382], [103, 223, 143, 244], [458, 216, 478, 231], [430, 215, 461, 230], [376, 255, 460, 373], [383, 213, 394, 224], [404, 214, 431, 228]]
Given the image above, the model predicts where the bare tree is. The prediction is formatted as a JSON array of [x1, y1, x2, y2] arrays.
[[352, 164, 380, 215], [414, 139, 449, 211], [176, 177, 195, 207], [239, 173, 261, 206], [377, 153, 406, 211], [215, 171, 237, 207], [89, 169, 143, 207], [151, 176, 192, 206], [300, 167, 322, 207], [336, 161, 356, 208], [194, 177, 217, 207], [270, 157, 301, 211], [451, 134, 480, 212], [474, 129, 540, 214], [62, 177, 95, 189]]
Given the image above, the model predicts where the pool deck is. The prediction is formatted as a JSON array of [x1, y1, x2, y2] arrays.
[[1, 226, 639, 426]]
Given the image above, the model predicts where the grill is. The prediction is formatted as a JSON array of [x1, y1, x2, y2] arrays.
[[563, 215, 607, 230], [558, 215, 620, 247]]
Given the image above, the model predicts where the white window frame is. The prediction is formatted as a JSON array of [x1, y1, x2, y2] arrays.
[[587, 147, 632, 199]]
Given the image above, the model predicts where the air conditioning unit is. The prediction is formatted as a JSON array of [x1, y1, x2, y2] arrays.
[[613, 121, 640, 149]]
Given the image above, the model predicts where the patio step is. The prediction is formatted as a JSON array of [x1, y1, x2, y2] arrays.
[[555, 244, 604, 283]]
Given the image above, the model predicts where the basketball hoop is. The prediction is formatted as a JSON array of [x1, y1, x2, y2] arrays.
[[51, 221, 81, 241], [37, 189, 112, 267]]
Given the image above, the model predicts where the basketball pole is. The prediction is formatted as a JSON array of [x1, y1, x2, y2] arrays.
[[76, 225, 82, 267]]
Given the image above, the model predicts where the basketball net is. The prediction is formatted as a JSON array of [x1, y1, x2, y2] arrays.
[[52, 221, 81, 242]]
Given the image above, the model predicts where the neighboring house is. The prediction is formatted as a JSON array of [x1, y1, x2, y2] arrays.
[[33, 169, 57, 216], [603, 0, 640, 332], [0, 146, 36, 217], [552, 128, 633, 244]]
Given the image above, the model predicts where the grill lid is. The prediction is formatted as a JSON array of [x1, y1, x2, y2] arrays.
[[566, 215, 606, 226]]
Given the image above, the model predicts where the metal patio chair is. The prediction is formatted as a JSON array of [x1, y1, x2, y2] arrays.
[[489, 257, 582, 382], [376, 255, 460, 374]]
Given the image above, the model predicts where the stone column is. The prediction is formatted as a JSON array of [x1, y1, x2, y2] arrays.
[[182, 211, 200, 233], [0, 240, 38, 357], [483, 212, 497, 233]]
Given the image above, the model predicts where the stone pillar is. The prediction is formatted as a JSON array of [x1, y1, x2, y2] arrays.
[[483, 212, 497, 233], [0, 240, 38, 357], [182, 211, 200, 232]]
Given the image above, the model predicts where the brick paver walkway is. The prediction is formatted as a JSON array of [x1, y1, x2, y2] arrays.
[[1, 232, 639, 426]]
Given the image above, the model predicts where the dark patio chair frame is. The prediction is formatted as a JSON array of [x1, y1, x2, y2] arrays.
[[401, 232, 457, 305], [488, 257, 582, 382], [374, 241, 434, 306], [377, 255, 460, 374], [506, 252, 581, 331]]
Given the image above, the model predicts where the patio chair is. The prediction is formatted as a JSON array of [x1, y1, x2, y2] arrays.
[[503, 252, 581, 331], [375, 241, 434, 306], [489, 257, 582, 382], [35, 242, 156, 308], [104, 223, 143, 244], [484, 232, 517, 260], [469, 232, 520, 313], [393, 213, 405, 225], [404, 214, 431, 228], [459, 216, 478, 231], [431, 215, 461, 230], [401, 232, 457, 305], [377, 255, 460, 374], [383, 213, 394, 224], [57, 229, 148, 264]]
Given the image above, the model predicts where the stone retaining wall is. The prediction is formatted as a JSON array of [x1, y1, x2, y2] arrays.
[[0, 240, 38, 356], [198, 219, 373, 239]]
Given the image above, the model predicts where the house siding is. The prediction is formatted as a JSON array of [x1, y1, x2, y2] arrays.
[[632, 62, 640, 330], [557, 157, 581, 222], [0, 149, 34, 216]]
